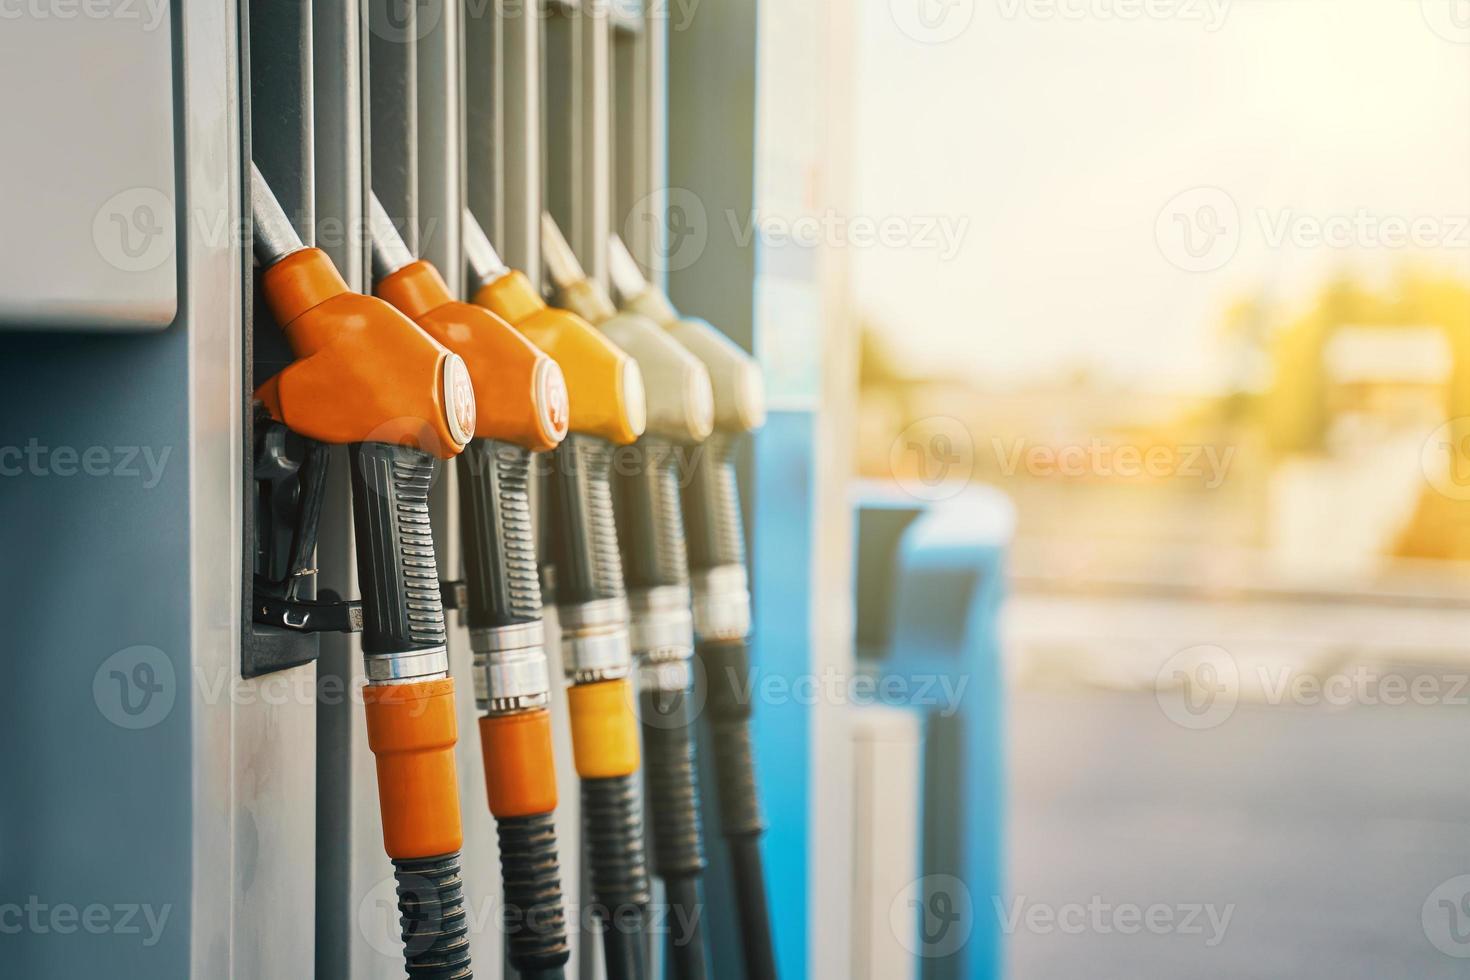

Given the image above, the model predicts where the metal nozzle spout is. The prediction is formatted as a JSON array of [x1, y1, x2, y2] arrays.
[[606, 234, 651, 304], [539, 212, 587, 292], [462, 208, 509, 292], [368, 192, 416, 283], [250, 162, 306, 269]]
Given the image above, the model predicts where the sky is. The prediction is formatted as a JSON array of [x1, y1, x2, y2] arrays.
[[850, 0, 1470, 393]]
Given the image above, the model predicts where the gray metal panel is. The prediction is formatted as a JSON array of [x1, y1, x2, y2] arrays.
[[0, 2, 178, 330], [417, 5, 511, 976], [315, 0, 371, 289], [543, 0, 611, 283], [241, 2, 322, 977], [610, 2, 666, 279], [664, 1, 755, 352], [543, 5, 615, 974], [666, 4, 763, 975], [369, 0, 418, 251], [500, 0, 543, 278], [191, 4, 250, 972], [850, 709, 922, 980], [463, 0, 505, 250], [417, 0, 463, 289], [250, 0, 316, 239], [0, 295, 195, 979], [309, 3, 394, 979], [0, 1, 314, 977]]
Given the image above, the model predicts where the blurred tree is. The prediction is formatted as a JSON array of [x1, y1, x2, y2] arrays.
[[1262, 270, 1470, 454]]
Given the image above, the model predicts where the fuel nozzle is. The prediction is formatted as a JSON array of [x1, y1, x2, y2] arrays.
[[606, 233, 777, 979], [608, 233, 766, 435], [543, 215, 714, 445], [370, 194, 572, 978], [251, 166, 476, 980], [579, 227, 733, 979], [464, 208, 653, 978]]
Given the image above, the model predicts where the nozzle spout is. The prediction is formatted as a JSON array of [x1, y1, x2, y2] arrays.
[[462, 209, 509, 292], [539, 212, 587, 292], [606, 234, 651, 304], [250, 162, 306, 269], [368, 192, 416, 283]]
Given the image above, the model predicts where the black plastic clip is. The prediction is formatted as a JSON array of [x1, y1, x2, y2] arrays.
[[440, 579, 468, 612], [255, 587, 364, 634]]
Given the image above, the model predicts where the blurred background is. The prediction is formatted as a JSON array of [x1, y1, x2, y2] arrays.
[[843, 0, 1470, 975]]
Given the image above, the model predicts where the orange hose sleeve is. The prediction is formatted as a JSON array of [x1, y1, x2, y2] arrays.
[[567, 678, 641, 779], [363, 678, 465, 859], [479, 709, 560, 819]]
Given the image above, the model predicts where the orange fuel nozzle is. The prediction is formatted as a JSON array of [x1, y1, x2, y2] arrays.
[[250, 228, 473, 458], [369, 194, 568, 453]]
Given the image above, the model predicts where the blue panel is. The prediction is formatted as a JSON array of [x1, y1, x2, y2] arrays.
[[751, 409, 814, 980], [854, 488, 1014, 979], [697, 409, 813, 980], [0, 330, 192, 978]]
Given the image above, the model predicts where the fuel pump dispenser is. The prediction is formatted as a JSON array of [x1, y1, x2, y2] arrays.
[[250, 165, 477, 980], [366, 194, 573, 980], [461, 211, 653, 980], [607, 235, 777, 980], [541, 217, 719, 980]]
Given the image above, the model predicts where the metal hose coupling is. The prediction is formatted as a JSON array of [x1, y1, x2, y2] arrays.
[[366, 646, 453, 685], [558, 597, 634, 685], [690, 564, 752, 644], [630, 584, 696, 694], [471, 621, 551, 715]]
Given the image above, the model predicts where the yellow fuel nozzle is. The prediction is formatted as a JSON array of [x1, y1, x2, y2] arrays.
[[463, 210, 646, 446], [607, 233, 765, 435], [539, 214, 714, 446]]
